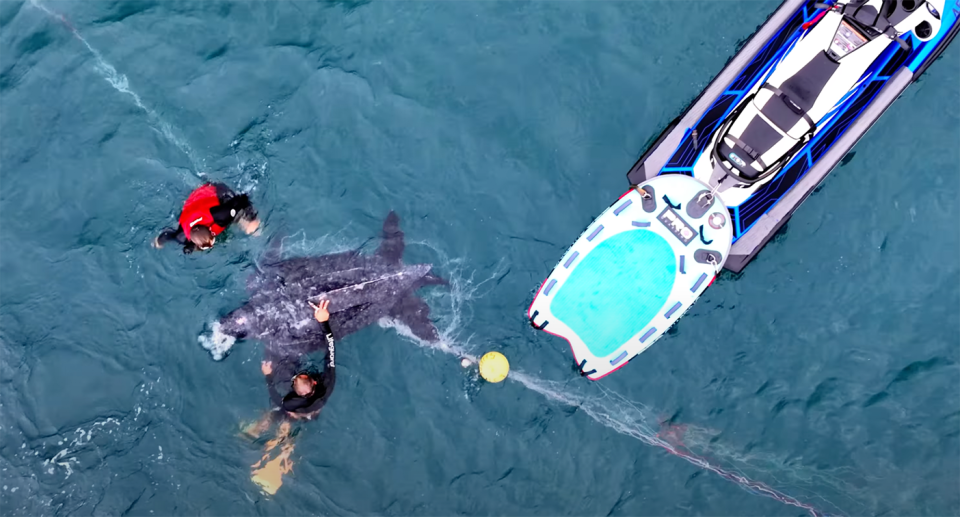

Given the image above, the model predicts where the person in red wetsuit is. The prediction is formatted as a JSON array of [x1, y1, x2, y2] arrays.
[[153, 182, 260, 253]]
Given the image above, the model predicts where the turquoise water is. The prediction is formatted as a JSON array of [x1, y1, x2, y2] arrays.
[[1, 1, 958, 515], [552, 229, 676, 358]]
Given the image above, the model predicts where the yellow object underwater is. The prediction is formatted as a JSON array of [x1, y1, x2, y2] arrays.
[[479, 351, 509, 383], [250, 421, 295, 495], [251, 441, 294, 495]]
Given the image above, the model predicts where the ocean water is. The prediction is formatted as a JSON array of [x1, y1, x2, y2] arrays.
[[1, 1, 957, 515]]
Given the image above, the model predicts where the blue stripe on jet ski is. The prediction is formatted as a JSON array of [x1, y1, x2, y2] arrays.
[[732, 207, 741, 238]]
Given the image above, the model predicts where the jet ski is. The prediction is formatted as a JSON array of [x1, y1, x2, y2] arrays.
[[627, 0, 958, 272], [529, 0, 957, 380]]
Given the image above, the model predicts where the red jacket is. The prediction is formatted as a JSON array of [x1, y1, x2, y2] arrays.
[[178, 184, 226, 240]]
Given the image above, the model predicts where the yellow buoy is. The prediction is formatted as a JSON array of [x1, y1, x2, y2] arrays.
[[479, 351, 509, 383]]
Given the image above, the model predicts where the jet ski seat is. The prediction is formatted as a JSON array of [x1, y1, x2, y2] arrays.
[[715, 50, 840, 181], [717, 117, 782, 179], [760, 52, 840, 134], [715, 44, 843, 182]]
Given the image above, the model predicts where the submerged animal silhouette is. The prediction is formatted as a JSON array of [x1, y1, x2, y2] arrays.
[[211, 211, 445, 360]]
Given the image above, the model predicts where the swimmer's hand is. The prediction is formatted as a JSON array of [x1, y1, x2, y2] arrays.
[[261, 361, 273, 376], [309, 300, 330, 323], [152, 236, 163, 249], [238, 217, 260, 236]]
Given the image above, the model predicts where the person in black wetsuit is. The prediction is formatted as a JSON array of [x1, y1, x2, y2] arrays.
[[153, 182, 260, 253], [247, 301, 335, 493], [260, 300, 336, 421]]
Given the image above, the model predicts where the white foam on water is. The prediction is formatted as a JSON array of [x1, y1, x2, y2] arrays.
[[406, 240, 507, 344], [198, 321, 237, 361], [270, 228, 363, 261], [38, 418, 121, 480], [233, 158, 267, 194], [6, 370, 180, 516], [30, 0, 204, 179], [378, 318, 476, 363]]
